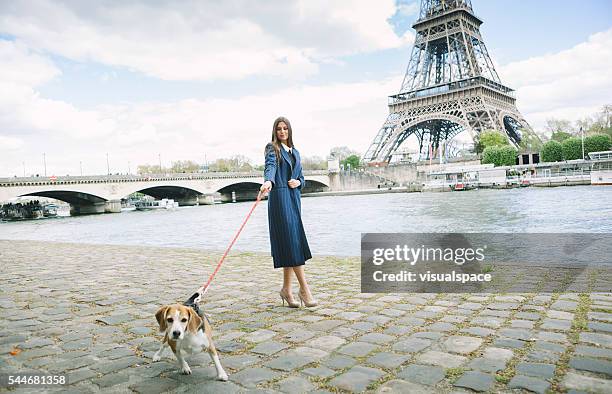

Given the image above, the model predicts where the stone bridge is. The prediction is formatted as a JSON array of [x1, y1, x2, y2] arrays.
[[0, 170, 385, 215]]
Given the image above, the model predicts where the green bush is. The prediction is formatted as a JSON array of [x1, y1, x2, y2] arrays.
[[475, 130, 509, 153], [341, 154, 360, 169], [562, 137, 583, 160], [518, 130, 544, 152], [482, 145, 517, 167], [551, 131, 573, 143], [541, 140, 564, 162], [584, 134, 611, 154]]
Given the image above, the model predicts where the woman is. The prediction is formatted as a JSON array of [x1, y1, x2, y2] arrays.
[[260, 116, 317, 308]]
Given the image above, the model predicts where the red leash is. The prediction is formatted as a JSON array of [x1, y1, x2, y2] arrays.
[[189, 190, 264, 305]]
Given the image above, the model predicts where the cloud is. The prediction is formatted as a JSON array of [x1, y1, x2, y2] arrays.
[[1, 5, 611, 177], [0, 39, 60, 87], [0, 0, 407, 81], [500, 28, 612, 131], [0, 135, 24, 150], [0, 31, 400, 175], [0, 45, 117, 140]]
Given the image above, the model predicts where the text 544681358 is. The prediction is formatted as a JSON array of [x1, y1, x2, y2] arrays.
[[1, 374, 67, 387]]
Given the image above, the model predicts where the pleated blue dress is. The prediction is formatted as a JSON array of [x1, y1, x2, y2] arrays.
[[263, 143, 312, 268]]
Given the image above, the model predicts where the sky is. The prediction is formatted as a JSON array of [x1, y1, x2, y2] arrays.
[[1, 0, 611, 177]]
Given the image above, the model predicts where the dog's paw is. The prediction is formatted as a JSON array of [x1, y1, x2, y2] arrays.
[[181, 365, 192, 375], [152, 354, 161, 362], [217, 372, 229, 381]]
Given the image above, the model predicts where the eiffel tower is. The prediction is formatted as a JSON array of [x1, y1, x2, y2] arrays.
[[363, 0, 535, 163]]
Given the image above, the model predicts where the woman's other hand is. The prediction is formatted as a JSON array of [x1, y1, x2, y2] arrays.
[[260, 180, 273, 194], [288, 179, 301, 189]]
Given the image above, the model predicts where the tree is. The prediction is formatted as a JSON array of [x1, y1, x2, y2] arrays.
[[137, 164, 163, 174], [475, 130, 509, 153], [584, 134, 611, 154], [329, 146, 360, 161], [481, 145, 517, 167], [545, 118, 573, 135], [342, 154, 360, 170], [301, 156, 327, 170], [170, 160, 201, 173], [561, 138, 583, 160], [209, 155, 253, 172], [587, 105, 612, 139], [518, 131, 543, 152], [541, 141, 564, 162], [551, 131, 573, 143]]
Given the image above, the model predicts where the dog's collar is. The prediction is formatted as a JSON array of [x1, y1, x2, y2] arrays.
[[183, 292, 210, 331]]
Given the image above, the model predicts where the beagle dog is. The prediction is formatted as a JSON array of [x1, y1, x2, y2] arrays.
[[153, 304, 228, 381]]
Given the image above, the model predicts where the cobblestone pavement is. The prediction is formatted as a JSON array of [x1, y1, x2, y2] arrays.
[[1, 240, 611, 393]]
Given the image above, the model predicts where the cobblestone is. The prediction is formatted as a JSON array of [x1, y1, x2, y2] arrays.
[[454, 371, 495, 392], [329, 365, 384, 392], [508, 375, 550, 394], [1, 240, 610, 393], [397, 363, 445, 385]]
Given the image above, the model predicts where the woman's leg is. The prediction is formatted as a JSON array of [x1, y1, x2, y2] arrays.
[[292, 265, 316, 304], [280, 267, 298, 307], [282, 267, 293, 292]]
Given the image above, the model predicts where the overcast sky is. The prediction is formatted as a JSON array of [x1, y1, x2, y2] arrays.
[[1, 0, 611, 177]]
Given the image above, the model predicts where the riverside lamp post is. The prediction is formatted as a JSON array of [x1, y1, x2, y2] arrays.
[[581, 127, 585, 160]]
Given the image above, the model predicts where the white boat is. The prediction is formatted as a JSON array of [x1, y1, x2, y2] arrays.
[[591, 170, 612, 185], [43, 204, 58, 217], [135, 198, 179, 211]]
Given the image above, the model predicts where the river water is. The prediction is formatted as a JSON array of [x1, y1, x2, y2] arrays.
[[1, 186, 610, 256]]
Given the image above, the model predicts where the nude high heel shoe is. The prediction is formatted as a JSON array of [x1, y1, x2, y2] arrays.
[[279, 290, 299, 308], [298, 289, 318, 307]]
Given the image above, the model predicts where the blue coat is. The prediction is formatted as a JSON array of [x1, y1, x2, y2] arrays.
[[263, 143, 312, 268]]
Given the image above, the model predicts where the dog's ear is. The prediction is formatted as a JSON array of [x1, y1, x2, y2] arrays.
[[186, 307, 203, 334], [155, 306, 169, 333]]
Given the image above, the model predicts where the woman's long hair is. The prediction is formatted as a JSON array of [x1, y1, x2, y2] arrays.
[[267, 116, 294, 163]]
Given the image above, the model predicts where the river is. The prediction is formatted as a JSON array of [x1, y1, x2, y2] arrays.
[[1, 186, 610, 256]]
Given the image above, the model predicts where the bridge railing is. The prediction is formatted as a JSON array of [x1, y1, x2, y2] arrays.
[[0, 170, 330, 187]]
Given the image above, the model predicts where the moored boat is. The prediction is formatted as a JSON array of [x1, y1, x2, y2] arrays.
[[135, 198, 179, 211]]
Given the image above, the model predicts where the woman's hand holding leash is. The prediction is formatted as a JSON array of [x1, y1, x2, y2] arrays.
[[260, 181, 272, 195], [288, 179, 301, 189]]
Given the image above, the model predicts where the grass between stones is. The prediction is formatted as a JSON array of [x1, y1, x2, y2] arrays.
[[481, 264, 494, 274], [445, 367, 466, 383], [493, 293, 541, 387], [550, 293, 591, 393]]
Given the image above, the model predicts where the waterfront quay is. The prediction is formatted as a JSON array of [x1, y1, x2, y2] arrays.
[[1, 240, 611, 393]]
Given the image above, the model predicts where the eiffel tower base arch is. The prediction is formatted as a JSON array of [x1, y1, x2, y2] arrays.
[[365, 85, 535, 163]]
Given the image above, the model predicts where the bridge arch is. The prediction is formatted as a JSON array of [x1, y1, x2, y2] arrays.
[[302, 179, 329, 193], [15, 190, 107, 205], [124, 185, 206, 204], [9, 189, 110, 215], [215, 181, 263, 202]]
